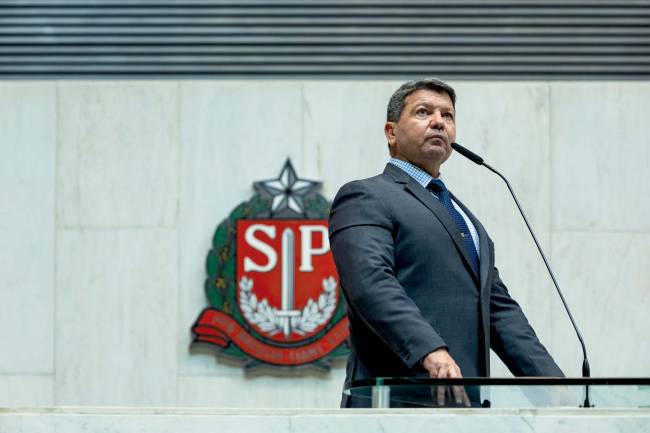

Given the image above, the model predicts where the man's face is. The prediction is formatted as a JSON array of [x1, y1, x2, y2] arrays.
[[385, 89, 456, 176]]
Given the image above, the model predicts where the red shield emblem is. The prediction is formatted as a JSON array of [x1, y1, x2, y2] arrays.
[[236, 220, 339, 343]]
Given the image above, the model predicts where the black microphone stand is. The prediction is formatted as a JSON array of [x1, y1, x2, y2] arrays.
[[451, 142, 592, 408]]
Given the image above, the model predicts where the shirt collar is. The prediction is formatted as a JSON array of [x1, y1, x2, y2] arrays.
[[388, 157, 441, 188]]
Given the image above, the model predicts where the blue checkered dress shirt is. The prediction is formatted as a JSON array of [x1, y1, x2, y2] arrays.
[[389, 158, 480, 254]]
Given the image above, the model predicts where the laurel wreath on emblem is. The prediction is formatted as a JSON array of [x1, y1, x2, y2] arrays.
[[238, 275, 338, 336]]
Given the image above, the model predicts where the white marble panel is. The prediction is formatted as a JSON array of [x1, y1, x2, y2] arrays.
[[178, 81, 305, 376], [292, 411, 537, 433], [549, 232, 650, 377], [0, 375, 53, 407], [57, 81, 179, 228], [301, 80, 400, 198], [550, 82, 650, 231], [53, 414, 291, 433], [445, 82, 558, 373], [3, 408, 648, 433], [55, 229, 177, 405], [535, 412, 650, 433], [178, 368, 346, 408], [0, 410, 293, 433], [0, 82, 55, 375]]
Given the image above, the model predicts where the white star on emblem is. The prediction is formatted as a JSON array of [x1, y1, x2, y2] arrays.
[[254, 160, 321, 216]]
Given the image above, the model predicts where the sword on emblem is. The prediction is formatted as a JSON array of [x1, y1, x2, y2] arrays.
[[276, 228, 301, 338]]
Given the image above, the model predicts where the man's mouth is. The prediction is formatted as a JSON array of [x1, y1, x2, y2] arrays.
[[425, 134, 446, 143]]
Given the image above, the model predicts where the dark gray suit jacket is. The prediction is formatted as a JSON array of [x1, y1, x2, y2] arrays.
[[329, 163, 563, 407]]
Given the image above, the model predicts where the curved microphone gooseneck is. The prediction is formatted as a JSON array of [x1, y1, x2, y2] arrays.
[[451, 142, 591, 407]]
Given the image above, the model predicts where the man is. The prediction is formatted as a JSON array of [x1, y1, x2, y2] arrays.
[[328, 78, 563, 408]]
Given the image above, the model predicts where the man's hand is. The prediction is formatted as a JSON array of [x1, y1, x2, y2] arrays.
[[422, 348, 470, 406], [422, 348, 462, 378]]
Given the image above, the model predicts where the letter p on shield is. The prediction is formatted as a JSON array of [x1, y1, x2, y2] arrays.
[[298, 225, 330, 272]]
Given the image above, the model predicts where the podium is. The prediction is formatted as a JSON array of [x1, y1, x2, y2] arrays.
[[2, 378, 648, 433], [345, 377, 650, 409], [2, 379, 649, 433]]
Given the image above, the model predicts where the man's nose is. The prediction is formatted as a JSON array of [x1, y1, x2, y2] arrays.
[[429, 112, 444, 129]]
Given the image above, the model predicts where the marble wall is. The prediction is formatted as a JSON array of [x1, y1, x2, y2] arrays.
[[0, 80, 648, 408]]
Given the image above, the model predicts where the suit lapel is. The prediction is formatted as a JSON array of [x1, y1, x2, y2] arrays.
[[384, 164, 481, 284]]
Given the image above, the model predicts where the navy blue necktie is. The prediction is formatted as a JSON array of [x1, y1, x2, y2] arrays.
[[428, 179, 480, 276]]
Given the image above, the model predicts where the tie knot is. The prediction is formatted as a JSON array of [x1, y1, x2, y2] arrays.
[[428, 179, 447, 193]]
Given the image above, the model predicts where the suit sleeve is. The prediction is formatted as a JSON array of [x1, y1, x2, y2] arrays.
[[329, 181, 447, 369], [489, 267, 564, 377]]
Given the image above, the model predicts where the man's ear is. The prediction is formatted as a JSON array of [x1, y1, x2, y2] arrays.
[[384, 122, 397, 155], [384, 121, 397, 147]]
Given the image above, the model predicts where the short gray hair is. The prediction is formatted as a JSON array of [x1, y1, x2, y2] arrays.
[[386, 78, 456, 122]]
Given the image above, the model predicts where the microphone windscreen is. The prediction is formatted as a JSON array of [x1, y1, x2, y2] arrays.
[[451, 142, 484, 165]]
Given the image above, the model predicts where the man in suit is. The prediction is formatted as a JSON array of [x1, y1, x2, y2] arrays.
[[328, 78, 563, 408]]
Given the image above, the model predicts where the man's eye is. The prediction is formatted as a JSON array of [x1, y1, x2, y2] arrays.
[[443, 112, 454, 120], [416, 108, 428, 116]]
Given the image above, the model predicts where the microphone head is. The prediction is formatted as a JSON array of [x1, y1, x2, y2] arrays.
[[451, 142, 484, 165]]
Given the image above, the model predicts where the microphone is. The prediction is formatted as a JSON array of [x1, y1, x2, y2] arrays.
[[451, 142, 592, 400]]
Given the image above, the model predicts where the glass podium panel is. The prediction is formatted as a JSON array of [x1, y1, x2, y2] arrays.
[[344, 378, 650, 409]]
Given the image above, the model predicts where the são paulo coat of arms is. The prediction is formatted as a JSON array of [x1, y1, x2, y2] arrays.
[[192, 159, 349, 368]]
